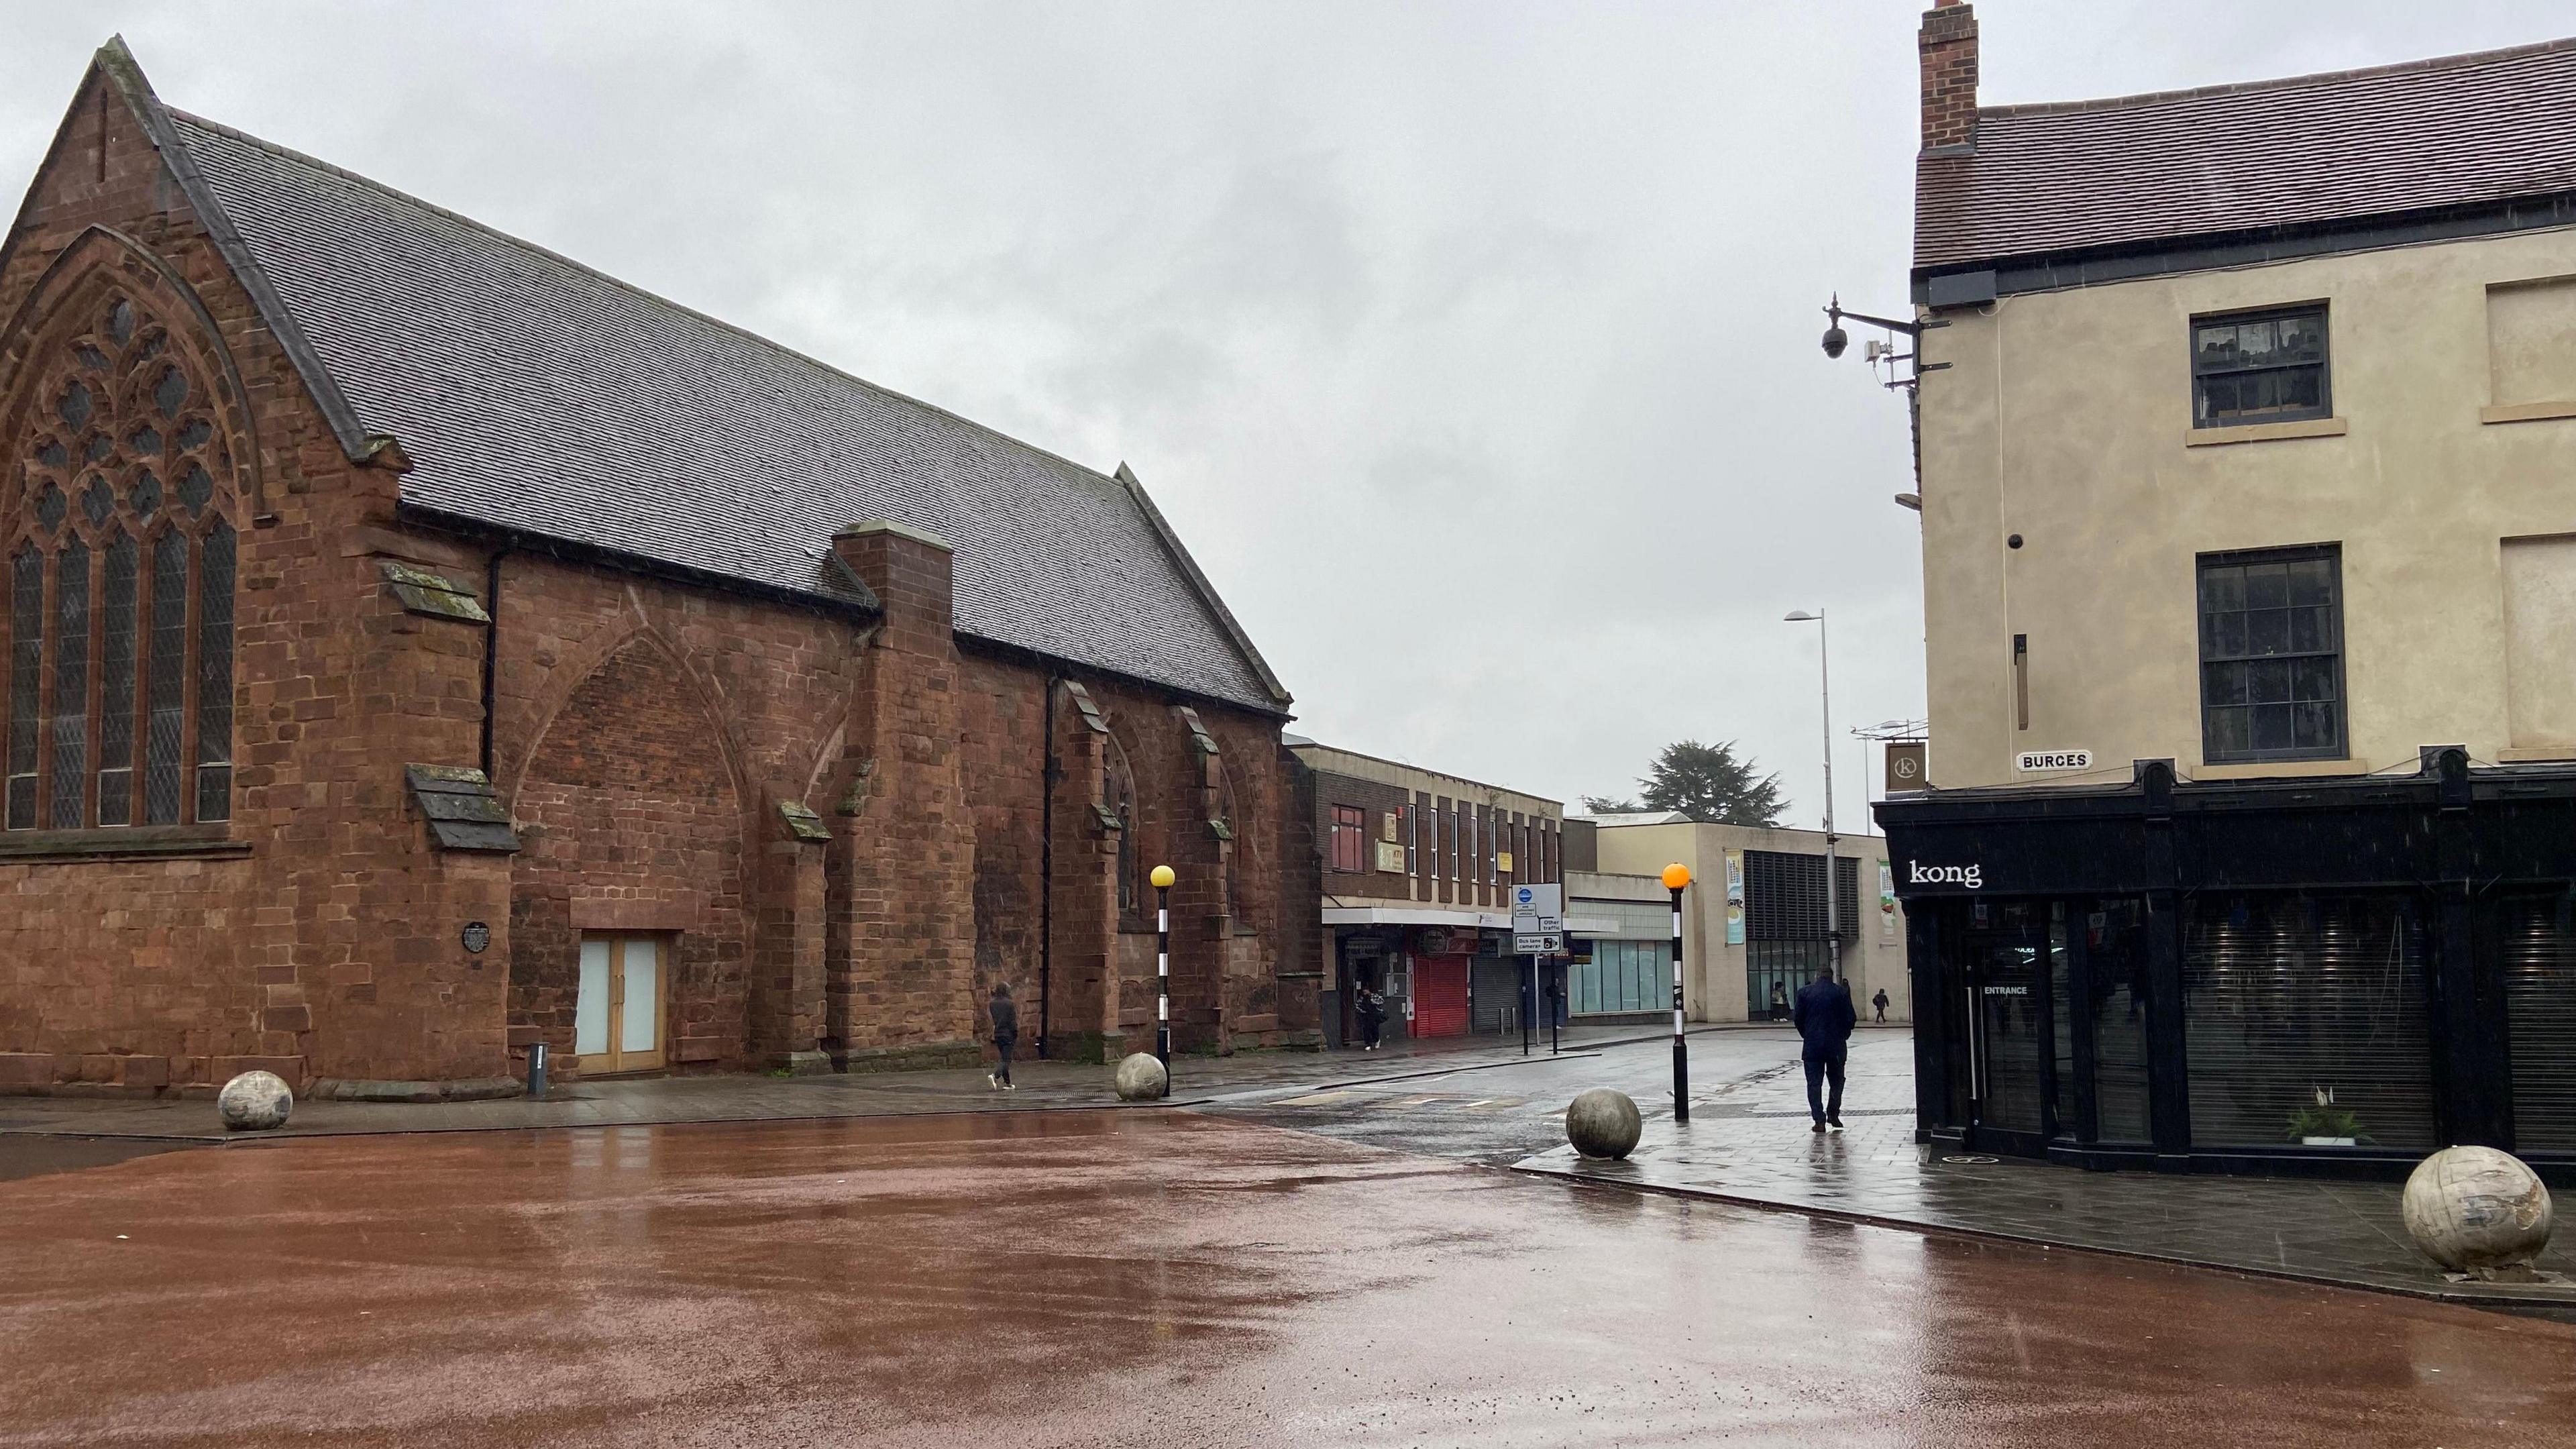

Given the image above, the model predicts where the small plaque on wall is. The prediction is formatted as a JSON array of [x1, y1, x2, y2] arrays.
[[461, 921, 491, 954]]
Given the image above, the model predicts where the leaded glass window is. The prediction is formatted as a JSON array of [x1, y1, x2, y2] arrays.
[[5, 547, 38, 829], [146, 529, 189, 826], [48, 541, 89, 829], [99, 532, 136, 826], [1, 288, 237, 833], [196, 522, 235, 823]]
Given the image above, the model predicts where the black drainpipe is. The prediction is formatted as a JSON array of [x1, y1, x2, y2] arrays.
[[1038, 674, 1061, 1057], [479, 547, 507, 780]]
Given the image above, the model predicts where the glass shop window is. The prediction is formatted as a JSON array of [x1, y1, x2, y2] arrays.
[[2084, 899, 2154, 1144], [2181, 892, 2435, 1150]]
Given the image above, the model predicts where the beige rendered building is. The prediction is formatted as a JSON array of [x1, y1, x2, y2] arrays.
[[1872, 3, 2576, 1177], [1578, 815, 1908, 1025]]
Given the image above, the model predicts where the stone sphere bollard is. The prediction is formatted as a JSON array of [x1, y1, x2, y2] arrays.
[[1114, 1052, 1169, 1103], [2402, 1145, 2554, 1275], [1566, 1087, 1643, 1160], [217, 1071, 294, 1132]]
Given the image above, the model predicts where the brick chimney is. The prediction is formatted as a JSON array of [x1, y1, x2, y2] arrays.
[[1920, 0, 1979, 154]]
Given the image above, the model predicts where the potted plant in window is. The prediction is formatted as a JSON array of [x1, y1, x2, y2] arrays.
[[2288, 1087, 2362, 1146]]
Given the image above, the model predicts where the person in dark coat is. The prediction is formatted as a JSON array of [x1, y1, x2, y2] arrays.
[[1356, 985, 1387, 1051], [988, 982, 1018, 1091], [1791, 967, 1858, 1132], [1872, 988, 1890, 1024]]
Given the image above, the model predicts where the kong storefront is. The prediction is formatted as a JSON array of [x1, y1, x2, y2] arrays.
[[1878, 753, 2576, 1183]]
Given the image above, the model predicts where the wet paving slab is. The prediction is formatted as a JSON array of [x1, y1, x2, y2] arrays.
[[1516, 1036, 2576, 1313], [3, 1108, 2572, 1446]]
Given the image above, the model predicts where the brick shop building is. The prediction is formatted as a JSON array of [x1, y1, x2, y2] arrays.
[[0, 42, 1307, 1095], [1287, 737, 1564, 1047]]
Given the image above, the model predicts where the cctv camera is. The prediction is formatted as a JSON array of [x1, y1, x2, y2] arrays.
[[1821, 324, 1847, 360]]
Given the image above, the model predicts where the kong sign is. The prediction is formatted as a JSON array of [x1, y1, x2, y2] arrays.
[[1907, 860, 1983, 891]]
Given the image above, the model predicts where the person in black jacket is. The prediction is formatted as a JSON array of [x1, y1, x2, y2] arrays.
[[1872, 987, 1890, 1024], [1356, 985, 1387, 1051], [1790, 967, 1857, 1132], [988, 982, 1018, 1091]]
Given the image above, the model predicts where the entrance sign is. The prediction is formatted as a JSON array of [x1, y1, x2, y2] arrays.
[[2015, 748, 2093, 773]]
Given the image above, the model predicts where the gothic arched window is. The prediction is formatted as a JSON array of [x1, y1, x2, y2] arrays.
[[1104, 739, 1140, 916], [3, 290, 236, 832]]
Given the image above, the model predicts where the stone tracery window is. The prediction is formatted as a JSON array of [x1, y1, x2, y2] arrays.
[[3, 289, 236, 831]]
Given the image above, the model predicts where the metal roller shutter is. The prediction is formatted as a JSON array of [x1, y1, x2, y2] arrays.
[[2500, 894, 2576, 1152], [1414, 957, 1470, 1038], [2182, 893, 2436, 1150]]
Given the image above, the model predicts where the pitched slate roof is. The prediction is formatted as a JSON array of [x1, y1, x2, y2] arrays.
[[1915, 36, 2576, 274], [61, 43, 1287, 714]]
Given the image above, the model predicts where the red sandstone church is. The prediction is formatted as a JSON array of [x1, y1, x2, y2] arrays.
[[0, 42, 1318, 1097]]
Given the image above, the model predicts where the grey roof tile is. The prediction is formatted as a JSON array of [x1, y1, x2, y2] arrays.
[[154, 108, 1287, 712], [1916, 36, 2576, 273]]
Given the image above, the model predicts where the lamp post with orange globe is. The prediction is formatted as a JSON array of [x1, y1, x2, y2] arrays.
[[1150, 864, 1176, 1067], [1663, 862, 1693, 1122]]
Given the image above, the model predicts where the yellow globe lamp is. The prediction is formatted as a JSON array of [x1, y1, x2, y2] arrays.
[[1149, 865, 1177, 889], [1661, 863, 1692, 891]]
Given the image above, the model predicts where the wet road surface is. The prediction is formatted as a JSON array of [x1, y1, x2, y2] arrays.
[[1203, 1026, 1820, 1164], [2, 1110, 2570, 1447]]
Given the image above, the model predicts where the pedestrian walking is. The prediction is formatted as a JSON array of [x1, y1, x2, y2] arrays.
[[988, 981, 1018, 1091], [1791, 967, 1857, 1132], [1872, 987, 1889, 1024], [1357, 985, 1387, 1051]]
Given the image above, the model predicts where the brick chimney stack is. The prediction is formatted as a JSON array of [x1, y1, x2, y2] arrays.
[[1920, 0, 1980, 154]]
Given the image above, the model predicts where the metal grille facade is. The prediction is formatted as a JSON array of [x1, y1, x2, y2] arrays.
[[1743, 851, 1862, 942]]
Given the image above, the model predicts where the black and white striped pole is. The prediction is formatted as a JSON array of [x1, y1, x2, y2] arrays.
[[1663, 863, 1692, 1122], [1150, 864, 1176, 1067]]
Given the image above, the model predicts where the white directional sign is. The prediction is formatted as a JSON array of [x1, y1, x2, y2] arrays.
[[1511, 883, 1563, 918], [1514, 932, 1564, 955]]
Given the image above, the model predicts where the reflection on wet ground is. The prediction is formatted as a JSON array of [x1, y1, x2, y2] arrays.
[[1, 1109, 2571, 1446], [0, 1133, 192, 1182]]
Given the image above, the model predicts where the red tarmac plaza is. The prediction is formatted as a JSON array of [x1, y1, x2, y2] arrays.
[[1, 1110, 2570, 1446]]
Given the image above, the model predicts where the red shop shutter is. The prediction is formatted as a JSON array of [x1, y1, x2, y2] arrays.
[[1414, 957, 1470, 1038]]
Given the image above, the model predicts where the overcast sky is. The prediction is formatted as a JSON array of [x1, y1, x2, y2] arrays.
[[8, 1, 2571, 831]]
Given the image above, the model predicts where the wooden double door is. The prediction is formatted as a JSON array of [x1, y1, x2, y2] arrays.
[[576, 934, 666, 1074]]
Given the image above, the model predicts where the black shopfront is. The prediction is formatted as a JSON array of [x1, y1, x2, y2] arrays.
[[1876, 752, 2576, 1183]]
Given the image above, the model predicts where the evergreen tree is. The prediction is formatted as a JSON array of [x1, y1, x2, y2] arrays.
[[1622, 739, 1784, 826]]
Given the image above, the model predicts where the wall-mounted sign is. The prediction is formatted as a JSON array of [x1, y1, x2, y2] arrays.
[[461, 921, 491, 954], [2015, 749, 2093, 773], [1982, 983, 2029, 996], [1496, 851, 1513, 873], [1886, 741, 1928, 790], [1373, 840, 1405, 873], [1381, 812, 1401, 843], [1908, 861, 1984, 890]]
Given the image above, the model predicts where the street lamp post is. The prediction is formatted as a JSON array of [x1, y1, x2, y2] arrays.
[[1784, 610, 1840, 983], [1662, 863, 1692, 1122], [1150, 864, 1176, 1067]]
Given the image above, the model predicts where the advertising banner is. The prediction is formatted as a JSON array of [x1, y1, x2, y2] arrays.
[[1880, 860, 1898, 941], [1723, 847, 1745, 946]]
